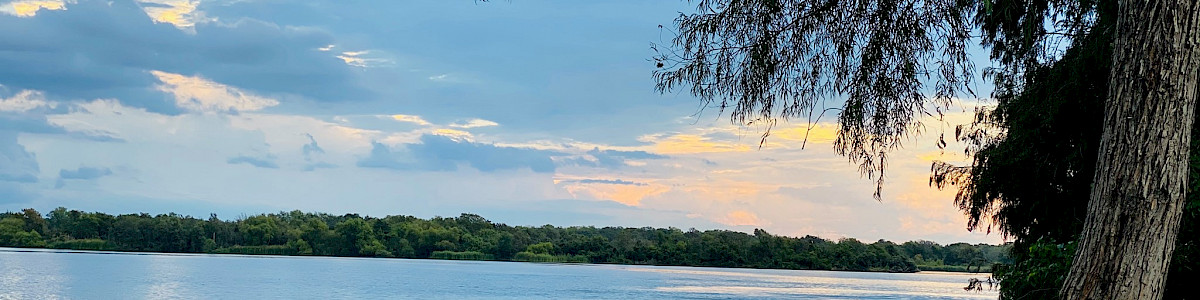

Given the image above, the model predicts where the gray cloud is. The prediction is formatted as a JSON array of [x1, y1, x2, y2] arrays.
[[566, 147, 669, 169], [55, 166, 113, 188], [302, 133, 325, 157], [356, 141, 408, 170], [59, 166, 113, 180], [227, 155, 279, 169], [560, 179, 647, 186], [0, 114, 123, 142], [0, 131, 39, 183], [300, 133, 335, 171], [0, 0, 369, 114], [358, 134, 563, 173]]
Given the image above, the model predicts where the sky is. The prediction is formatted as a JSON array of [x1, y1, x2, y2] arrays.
[[0, 0, 1004, 244]]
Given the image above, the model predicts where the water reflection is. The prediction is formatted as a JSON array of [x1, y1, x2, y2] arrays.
[[143, 255, 192, 300], [1, 250, 67, 299], [0, 248, 998, 299], [627, 265, 998, 298]]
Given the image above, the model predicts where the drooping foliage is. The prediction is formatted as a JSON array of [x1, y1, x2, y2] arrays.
[[653, 0, 977, 197], [930, 0, 1115, 243]]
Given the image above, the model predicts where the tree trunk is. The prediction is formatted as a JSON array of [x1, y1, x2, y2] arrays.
[[1060, 1, 1200, 299]]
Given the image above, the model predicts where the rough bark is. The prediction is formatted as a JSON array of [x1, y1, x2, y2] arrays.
[[1060, 1, 1200, 299]]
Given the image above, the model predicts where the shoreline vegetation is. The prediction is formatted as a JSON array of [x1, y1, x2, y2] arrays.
[[1, 207, 1009, 273]]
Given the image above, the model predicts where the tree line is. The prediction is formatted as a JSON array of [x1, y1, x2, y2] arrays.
[[0, 207, 1008, 273]]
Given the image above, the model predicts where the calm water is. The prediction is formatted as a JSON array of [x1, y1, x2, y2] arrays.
[[1, 248, 998, 299]]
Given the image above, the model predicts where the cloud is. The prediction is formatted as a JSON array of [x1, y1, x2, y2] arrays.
[[431, 128, 472, 139], [151, 70, 279, 113], [58, 166, 112, 179], [0, 90, 55, 112], [358, 134, 563, 173], [390, 114, 431, 126], [716, 210, 766, 227], [0, 90, 119, 141], [300, 133, 335, 171], [573, 177, 648, 184], [449, 118, 498, 129], [55, 166, 112, 188], [227, 155, 279, 169], [566, 147, 668, 169], [640, 133, 752, 154], [560, 180, 670, 206], [557, 178, 648, 186], [410, 134, 562, 173], [0, 131, 39, 183], [301, 133, 325, 157], [356, 141, 407, 169], [0, 0, 367, 113], [0, 0, 67, 17], [136, 0, 204, 32], [335, 50, 392, 68]]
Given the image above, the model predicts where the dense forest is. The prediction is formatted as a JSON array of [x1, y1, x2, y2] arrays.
[[0, 207, 1008, 273]]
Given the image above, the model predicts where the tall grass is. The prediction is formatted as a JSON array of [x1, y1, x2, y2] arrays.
[[47, 239, 115, 251], [212, 245, 296, 256], [512, 251, 589, 263], [430, 251, 494, 261]]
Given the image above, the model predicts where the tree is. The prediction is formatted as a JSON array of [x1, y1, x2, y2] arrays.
[[653, 0, 1200, 298], [1057, 2, 1200, 298]]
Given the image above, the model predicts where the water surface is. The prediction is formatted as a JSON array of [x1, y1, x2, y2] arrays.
[[0, 248, 998, 299]]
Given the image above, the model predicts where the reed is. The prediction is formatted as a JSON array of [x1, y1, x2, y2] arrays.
[[47, 239, 114, 251], [430, 251, 494, 261]]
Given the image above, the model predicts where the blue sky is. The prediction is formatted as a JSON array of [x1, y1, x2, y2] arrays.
[[0, 0, 1001, 244]]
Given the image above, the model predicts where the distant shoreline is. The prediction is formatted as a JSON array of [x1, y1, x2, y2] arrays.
[[1, 208, 1008, 274]]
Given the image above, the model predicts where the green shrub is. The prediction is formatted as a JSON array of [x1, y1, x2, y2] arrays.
[[994, 239, 1075, 300]]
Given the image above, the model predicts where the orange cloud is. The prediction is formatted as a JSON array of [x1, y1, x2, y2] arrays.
[[771, 122, 839, 145], [4, 0, 67, 17], [717, 210, 766, 226], [644, 134, 751, 154], [431, 128, 472, 139], [137, 0, 201, 32], [391, 114, 432, 126], [561, 181, 669, 206]]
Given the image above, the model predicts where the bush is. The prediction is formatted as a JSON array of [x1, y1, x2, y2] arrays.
[[994, 239, 1075, 300]]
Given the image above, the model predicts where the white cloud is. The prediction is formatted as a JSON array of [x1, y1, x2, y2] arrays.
[[151, 70, 280, 113], [336, 50, 392, 68], [449, 118, 499, 129], [0, 90, 55, 112], [389, 114, 431, 126]]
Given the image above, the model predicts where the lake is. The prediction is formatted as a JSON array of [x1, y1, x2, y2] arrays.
[[1, 248, 998, 299]]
